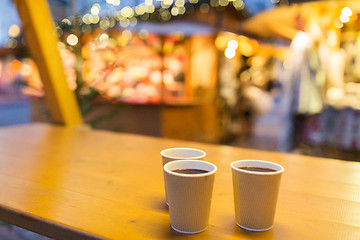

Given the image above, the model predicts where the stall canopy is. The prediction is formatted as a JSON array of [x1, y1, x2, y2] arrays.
[[237, 0, 360, 42]]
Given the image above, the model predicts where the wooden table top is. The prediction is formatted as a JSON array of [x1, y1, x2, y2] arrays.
[[0, 123, 359, 240]]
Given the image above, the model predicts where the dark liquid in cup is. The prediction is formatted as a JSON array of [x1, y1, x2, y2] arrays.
[[238, 166, 277, 172], [172, 169, 209, 174]]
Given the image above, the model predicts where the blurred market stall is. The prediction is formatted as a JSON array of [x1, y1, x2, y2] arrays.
[[2, 0, 360, 160]]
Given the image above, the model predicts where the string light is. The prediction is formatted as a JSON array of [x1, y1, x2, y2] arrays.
[[119, 18, 130, 27], [178, 6, 186, 14], [341, 7, 352, 17], [146, 4, 155, 13], [233, 0, 245, 10], [225, 48, 236, 59], [199, 3, 210, 13], [82, 14, 91, 24], [135, 4, 147, 15], [160, 10, 171, 21], [121, 30, 132, 41], [210, 0, 219, 7], [121, 6, 134, 18], [219, 0, 229, 7], [100, 19, 110, 30], [99, 33, 109, 42], [62, 19, 71, 25], [7, 39, 18, 48], [67, 34, 78, 46], [333, 18, 343, 28], [339, 14, 350, 23], [171, 7, 179, 16], [175, 0, 185, 7], [91, 15, 100, 24], [91, 4, 100, 15], [227, 40, 238, 49], [8, 24, 20, 38], [339, 6, 352, 23], [129, 17, 138, 26]]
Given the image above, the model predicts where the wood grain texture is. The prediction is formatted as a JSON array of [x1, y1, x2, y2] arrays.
[[0, 123, 359, 239]]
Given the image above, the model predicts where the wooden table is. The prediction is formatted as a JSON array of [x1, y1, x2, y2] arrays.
[[0, 123, 359, 239]]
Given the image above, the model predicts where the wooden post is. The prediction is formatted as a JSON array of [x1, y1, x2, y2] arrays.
[[13, 0, 83, 126]]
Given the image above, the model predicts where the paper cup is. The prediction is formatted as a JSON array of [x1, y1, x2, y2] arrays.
[[164, 160, 217, 234], [231, 160, 284, 231], [161, 148, 206, 205], [161, 148, 206, 166]]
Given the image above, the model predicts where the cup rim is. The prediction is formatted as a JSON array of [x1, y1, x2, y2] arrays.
[[231, 159, 284, 175], [161, 147, 206, 160], [164, 160, 217, 178]]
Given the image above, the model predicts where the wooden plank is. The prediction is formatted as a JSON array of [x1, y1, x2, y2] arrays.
[[13, 0, 82, 126], [0, 123, 359, 239]]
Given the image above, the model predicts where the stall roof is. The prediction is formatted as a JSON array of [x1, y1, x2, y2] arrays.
[[238, 0, 360, 42]]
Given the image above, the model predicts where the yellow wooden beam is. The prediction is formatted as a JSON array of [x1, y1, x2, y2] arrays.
[[13, 0, 83, 126]]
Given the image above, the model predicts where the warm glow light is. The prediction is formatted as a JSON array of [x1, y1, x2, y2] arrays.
[[199, 3, 210, 13], [122, 30, 132, 41], [7, 39, 18, 48], [150, 71, 162, 84], [135, 4, 147, 15], [82, 14, 91, 24], [146, 4, 155, 13], [341, 7, 352, 17], [178, 6, 186, 14], [119, 18, 130, 27], [219, 0, 229, 7], [189, 0, 198, 3], [99, 33, 109, 41], [327, 87, 343, 100], [129, 17, 138, 26], [121, 6, 134, 18], [161, 10, 171, 21], [227, 40, 238, 49], [91, 14, 100, 24], [145, 0, 153, 5], [67, 34, 78, 46], [233, 0, 245, 10], [210, 0, 219, 7], [20, 63, 33, 77], [171, 7, 179, 16], [62, 19, 71, 25], [164, 0, 173, 5], [100, 19, 110, 30], [91, 5, 100, 15], [8, 24, 20, 38], [225, 48, 236, 59], [334, 18, 343, 28], [339, 14, 350, 23], [81, 24, 91, 33], [113, 0, 120, 6], [175, 0, 185, 7]]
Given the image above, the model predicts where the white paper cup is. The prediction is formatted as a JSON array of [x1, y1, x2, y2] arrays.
[[231, 160, 284, 231], [164, 160, 217, 234], [161, 148, 206, 204], [161, 148, 206, 166]]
